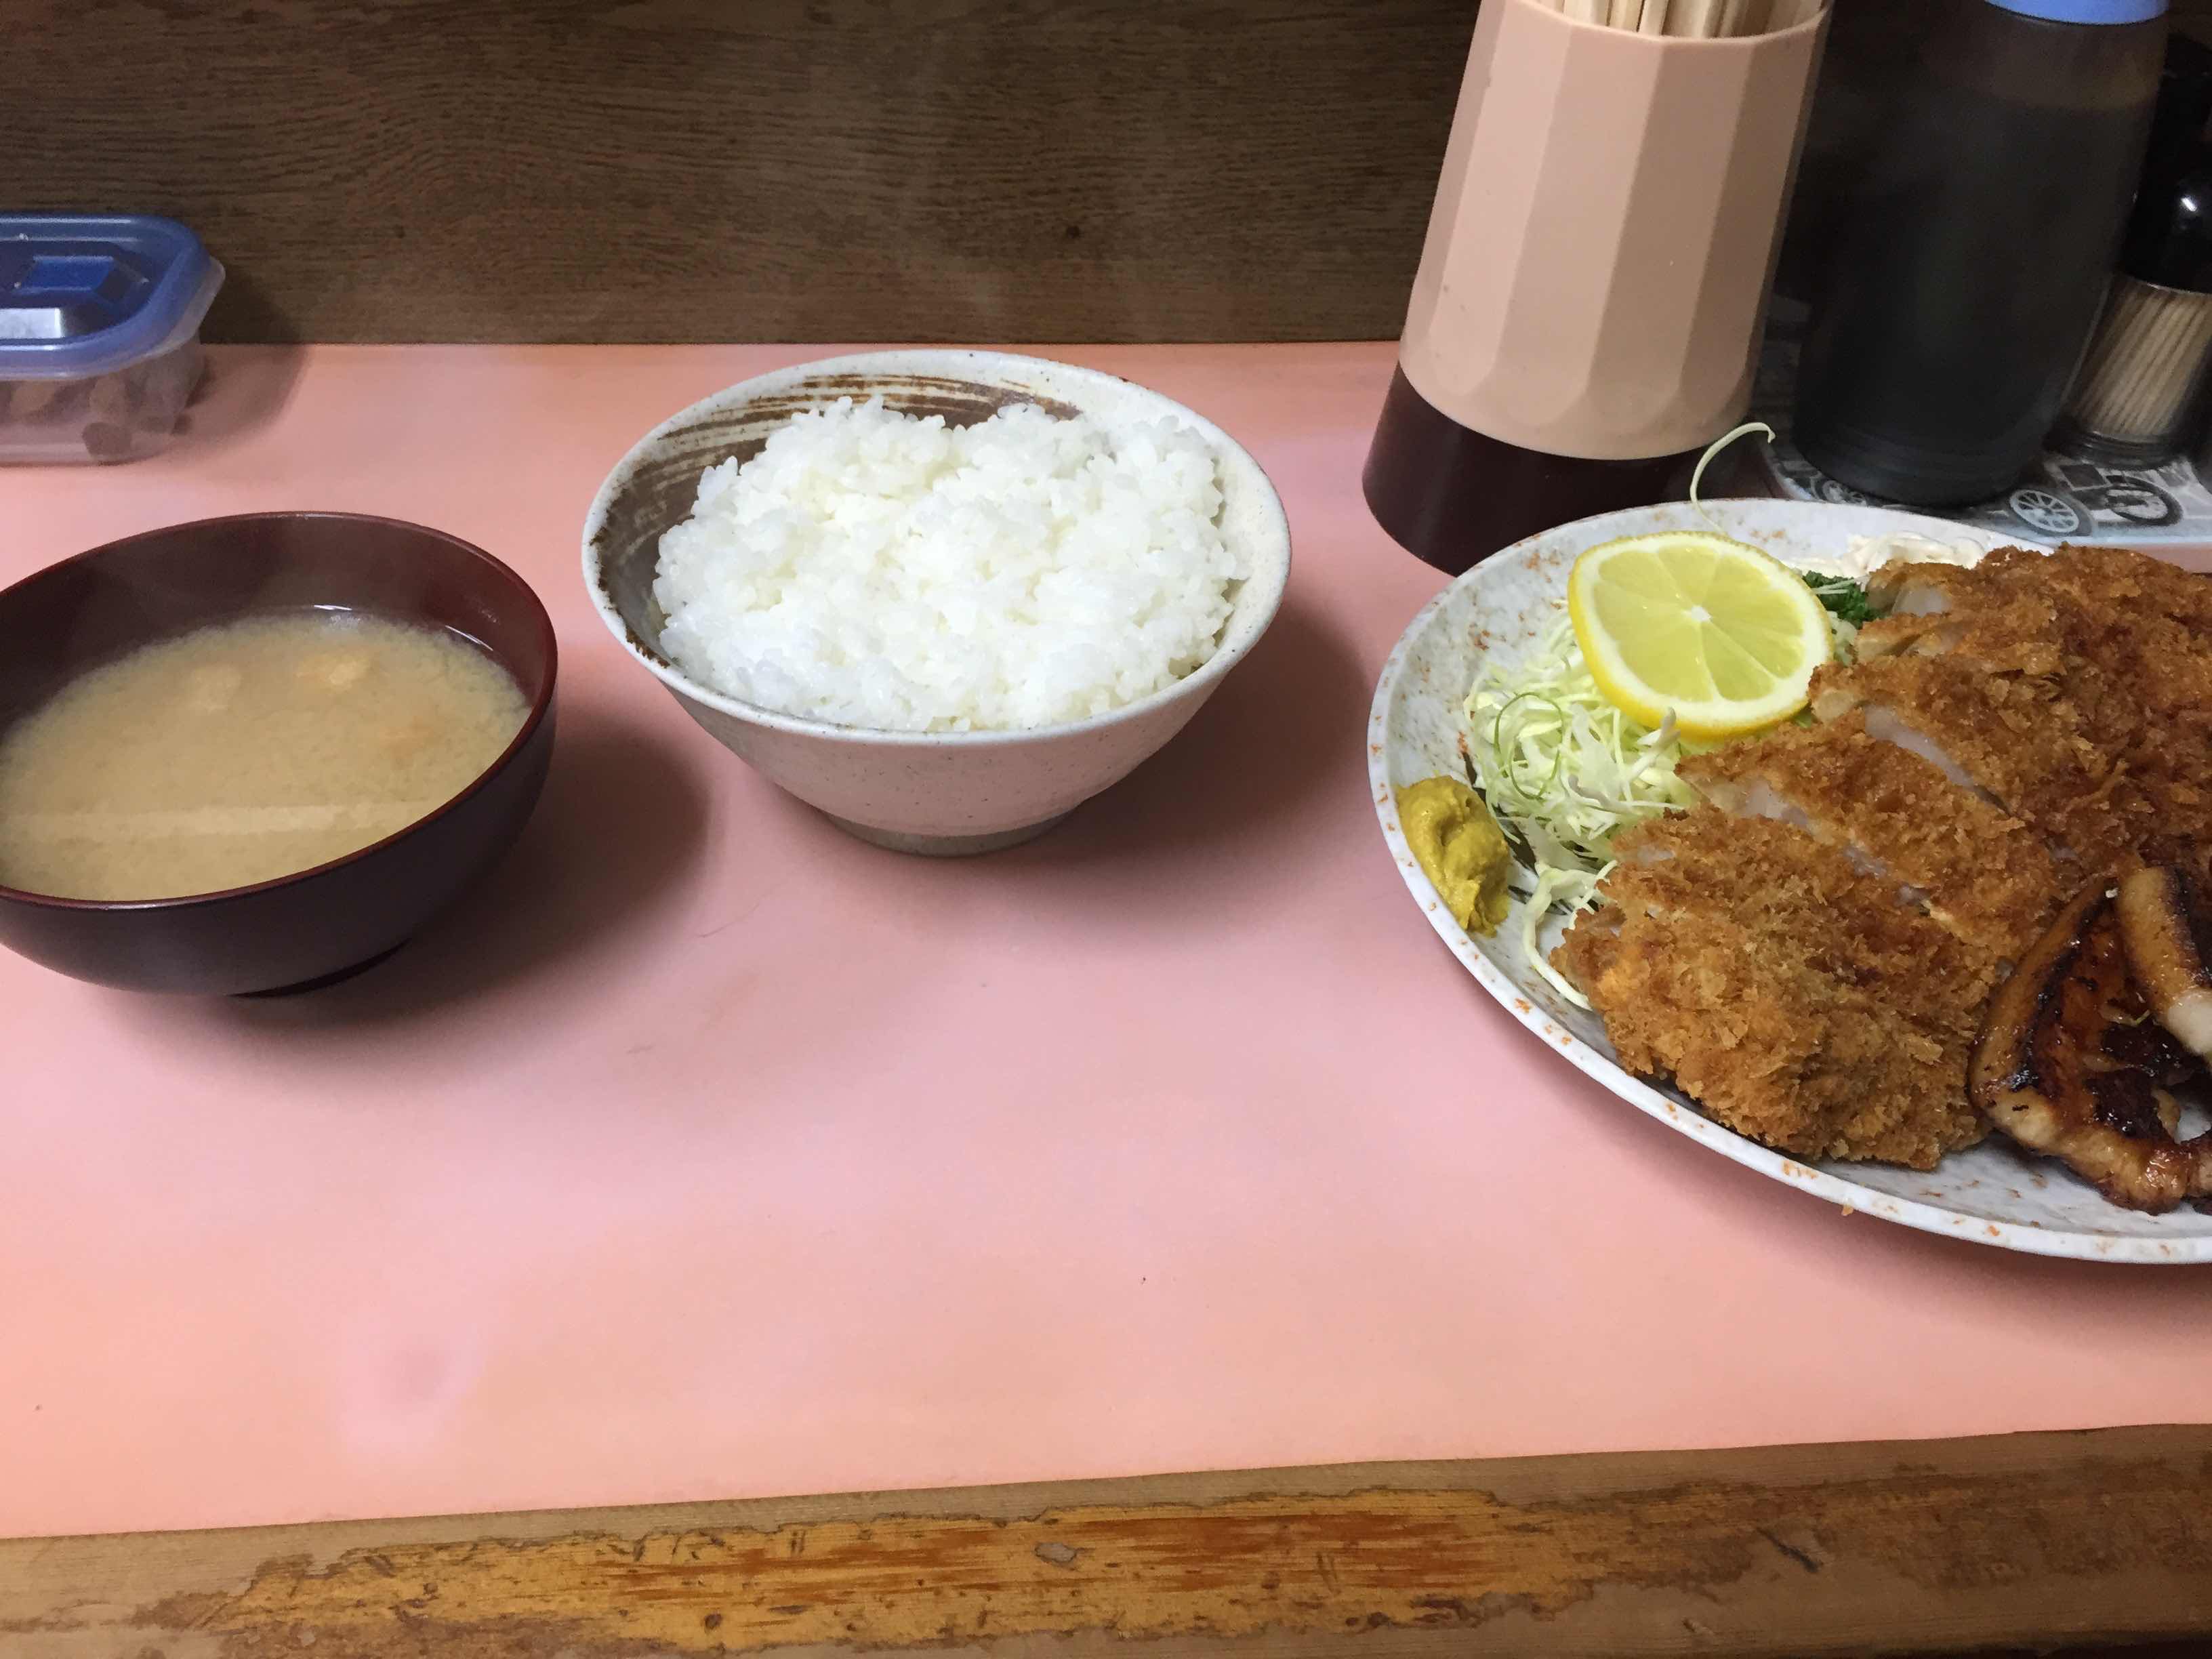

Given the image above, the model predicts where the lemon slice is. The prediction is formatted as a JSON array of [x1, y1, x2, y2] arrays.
[[1566, 531, 1831, 740]]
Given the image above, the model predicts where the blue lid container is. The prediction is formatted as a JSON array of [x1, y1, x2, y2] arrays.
[[0, 214, 223, 380], [1, 214, 224, 464]]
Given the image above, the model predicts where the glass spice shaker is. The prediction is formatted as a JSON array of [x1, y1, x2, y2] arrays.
[[2057, 35, 2212, 464]]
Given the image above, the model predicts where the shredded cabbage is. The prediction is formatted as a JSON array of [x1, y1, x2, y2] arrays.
[[1689, 422, 1775, 535], [1464, 613, 1708, 1006], [1467, 614, 1704, 863], [1519, 865, 1607, 1008], [1467, 417, 1871, 1006]]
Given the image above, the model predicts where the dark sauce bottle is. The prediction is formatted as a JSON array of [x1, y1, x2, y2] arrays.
[[1793, 0, 2167, 506]]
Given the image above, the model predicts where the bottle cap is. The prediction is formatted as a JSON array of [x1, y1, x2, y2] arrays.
[[1984, 0, 2166, 22]]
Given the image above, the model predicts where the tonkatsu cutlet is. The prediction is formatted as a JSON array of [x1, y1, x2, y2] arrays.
[[1808, 653, 2157, 875], [1864, 546, 2212, 861], [1982, 545, 2212, 861], [1553, 813, 1994, 1169], [1994, 540, 2212, 636], [1870, 544, 2212, 718], [1553, 542, 2212, 1175], [1857, 564, 2068, 677], [1864, 540, 2212, 629], [1676, 712, 2064, 967]]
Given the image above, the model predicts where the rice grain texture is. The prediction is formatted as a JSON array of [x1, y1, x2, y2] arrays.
[[651, 397, 1242, 732]]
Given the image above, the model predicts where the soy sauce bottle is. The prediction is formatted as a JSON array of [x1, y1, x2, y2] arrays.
[[1793, 0, 2167, 506]]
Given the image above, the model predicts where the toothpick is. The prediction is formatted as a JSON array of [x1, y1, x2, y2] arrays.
[[1668, 0, 1723, 35]]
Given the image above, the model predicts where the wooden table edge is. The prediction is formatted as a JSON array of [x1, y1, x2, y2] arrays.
[[6, 1423, 2210, 1657]]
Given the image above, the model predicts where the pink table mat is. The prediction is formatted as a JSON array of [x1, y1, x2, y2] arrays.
[[4, 344, 2209, 1541]]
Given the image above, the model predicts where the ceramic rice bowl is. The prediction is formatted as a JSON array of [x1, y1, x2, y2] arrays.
[[582, 350, 1291, 855]]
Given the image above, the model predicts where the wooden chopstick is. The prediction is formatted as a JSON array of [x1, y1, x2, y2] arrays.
[[1541, 0, 1816, 30]]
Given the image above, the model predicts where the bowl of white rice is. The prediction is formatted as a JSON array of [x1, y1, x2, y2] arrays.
[[583, 350, 1291, 853]]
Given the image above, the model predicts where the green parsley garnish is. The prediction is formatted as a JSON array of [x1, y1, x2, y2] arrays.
[[1801, 571, 1876, 626]]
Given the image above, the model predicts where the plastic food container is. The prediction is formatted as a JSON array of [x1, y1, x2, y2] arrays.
[[0, 215, 224, 464]]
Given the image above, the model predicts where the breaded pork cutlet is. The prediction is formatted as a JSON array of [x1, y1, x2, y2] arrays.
[[1992, 546, 2212, 858], [1555, 544, 2212, 1178], [1808, 653, 2155, 875], [1872, 546, 2212, 722], [1866, 543, 2212, 639], [2007, 541, 2212, 634], [1677, 712, 2064, 967], [1553, 813, 1994, 1168], [1858, 548, 2212, 866], [1858, 562, 2068, 676]]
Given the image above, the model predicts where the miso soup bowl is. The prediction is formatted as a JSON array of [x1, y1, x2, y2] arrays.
[[0, 512, 558, 994], [583, 350, 1291, 855]]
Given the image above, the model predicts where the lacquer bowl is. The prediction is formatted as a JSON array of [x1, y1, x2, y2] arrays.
[[0, 512, 557, 994]]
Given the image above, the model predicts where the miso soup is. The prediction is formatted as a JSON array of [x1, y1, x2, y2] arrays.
[[0, 611, 529, 901]]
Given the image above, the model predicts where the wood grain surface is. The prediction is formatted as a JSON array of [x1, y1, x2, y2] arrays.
[[11, 0, 1467, 345], [20, 0, 2212, 345], [7, 1427, 2212, 1657]]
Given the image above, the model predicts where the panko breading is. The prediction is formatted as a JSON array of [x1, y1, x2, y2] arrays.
[[1555, 813, 1993, 1169], [2001, 541, 2212, 634], [1677, 713, 2064, 966], [1858, 564, 2067, 677], [1808, 654, 2154, 874], [1553, 543, 2212, 1177], [1993, 546, 2212, 861], [1889, 544, 2212, 718], [1862, 546, 2212, 865]]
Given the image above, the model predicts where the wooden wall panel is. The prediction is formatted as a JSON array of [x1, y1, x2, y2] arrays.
[[13, 0, 1470, 344], [16, 0, 2212, 344]]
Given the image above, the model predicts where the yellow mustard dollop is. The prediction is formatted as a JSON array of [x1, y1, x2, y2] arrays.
[[1397, 776, 1514, 937]]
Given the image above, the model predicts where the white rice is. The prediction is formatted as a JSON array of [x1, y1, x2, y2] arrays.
[[651, 396, 1244, 733]]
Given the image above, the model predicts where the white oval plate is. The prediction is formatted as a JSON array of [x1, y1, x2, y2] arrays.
[[1370, 498, 2212, 1264]]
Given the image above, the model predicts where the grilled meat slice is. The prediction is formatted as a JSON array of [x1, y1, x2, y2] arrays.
[[2117, 864, 2212, 1061], [1971, 880, 2212, 1212]]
